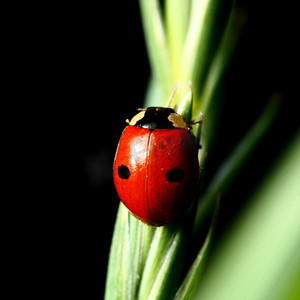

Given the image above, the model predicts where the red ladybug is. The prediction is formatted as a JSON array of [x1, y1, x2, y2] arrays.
[[113, 107, 199, 226]]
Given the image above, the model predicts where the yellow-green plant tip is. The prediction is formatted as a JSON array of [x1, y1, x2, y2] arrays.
[[165, 81, 180, 108], [176, 81, 193, 122]]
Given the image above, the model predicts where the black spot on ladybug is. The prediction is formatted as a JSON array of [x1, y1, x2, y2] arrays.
[[118, 165, 130, 179], [166, 168, 184, 182]]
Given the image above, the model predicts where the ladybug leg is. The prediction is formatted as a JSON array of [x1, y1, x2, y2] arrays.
[[190, 112, 203, 125], [189, 112, 203, 149]]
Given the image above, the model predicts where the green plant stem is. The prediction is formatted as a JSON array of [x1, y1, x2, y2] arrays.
[[139, 0, 172, 102], [193, 94, 282, 235], [183, 0, 224, 98], [174, 196, 220, 300], [104, 204, 155, 299], [104, 204, 131, 300], [194, 3, 247, 169], [165, 0, 190, 79], [193, 129, 300, 300], [195, 3, 247, 118], [138, 221, 191, 300]]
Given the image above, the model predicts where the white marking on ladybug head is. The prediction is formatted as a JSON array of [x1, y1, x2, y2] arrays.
[[168, 113, 189, 130], [129, 111, 145, 126]]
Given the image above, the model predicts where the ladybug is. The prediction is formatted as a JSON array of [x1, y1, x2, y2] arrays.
[[113, 107, 199, 226]]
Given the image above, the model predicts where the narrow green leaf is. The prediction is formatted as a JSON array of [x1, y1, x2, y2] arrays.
[[104, 204, 155, 300], [104, 204, 131, 300], [174, 197, 220, 300], [139, 221, 156, 275], [128, 214, 143, 298], [194, 95, 282, 234]]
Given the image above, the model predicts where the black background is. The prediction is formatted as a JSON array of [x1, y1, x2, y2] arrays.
[[13, 1, 298, 299]]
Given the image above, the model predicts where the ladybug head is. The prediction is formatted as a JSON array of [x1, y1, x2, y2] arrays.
[[129, 107, 189, 131]]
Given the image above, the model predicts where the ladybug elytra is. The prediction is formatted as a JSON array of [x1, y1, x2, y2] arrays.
[[113, 107, 199, 226]]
